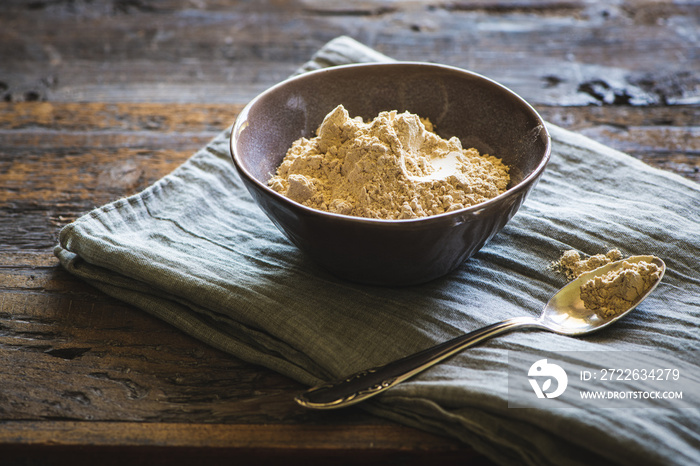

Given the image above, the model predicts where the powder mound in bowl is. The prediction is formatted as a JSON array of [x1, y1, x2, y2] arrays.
[[268, 104, 510, 220], [579, 259, 662, 318]]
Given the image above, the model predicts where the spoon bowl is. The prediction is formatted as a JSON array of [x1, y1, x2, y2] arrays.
[[296, 255, 666, 409], [541, 255, 665, 335]]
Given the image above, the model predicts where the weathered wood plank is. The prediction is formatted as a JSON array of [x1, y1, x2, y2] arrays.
[[1, 1, 697, 105], [0, 251, 60, 268], [538, 106, 700, 181], [2, 102, 698, 133], [0, 143, 197, 249], [0, 422, 472, 466], [0, 421, 464, 450], [0, 102, 241, 132]]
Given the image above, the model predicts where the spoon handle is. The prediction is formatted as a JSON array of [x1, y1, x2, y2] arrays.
[[295, 316, 541, 409]]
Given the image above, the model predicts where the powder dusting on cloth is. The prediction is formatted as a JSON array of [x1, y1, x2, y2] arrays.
[[552, 249, 623, 280], [268, 104, 510, 219]]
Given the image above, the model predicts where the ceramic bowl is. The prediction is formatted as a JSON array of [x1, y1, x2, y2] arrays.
[[230, 62, 550, 286]]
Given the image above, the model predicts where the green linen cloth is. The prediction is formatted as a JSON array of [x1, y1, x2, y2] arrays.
[[55, 36, 700, 465]]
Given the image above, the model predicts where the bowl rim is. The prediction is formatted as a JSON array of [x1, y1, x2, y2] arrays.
[[230, 61, 551, 225]]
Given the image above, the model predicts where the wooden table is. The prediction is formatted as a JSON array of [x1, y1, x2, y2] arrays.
[[1, 1, 698, 464]]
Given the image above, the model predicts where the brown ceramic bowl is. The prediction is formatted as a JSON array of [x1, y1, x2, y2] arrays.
[[230, 62, 550, 286]]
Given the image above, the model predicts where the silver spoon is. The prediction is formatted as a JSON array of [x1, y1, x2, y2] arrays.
[[296, 255, 665, 409]]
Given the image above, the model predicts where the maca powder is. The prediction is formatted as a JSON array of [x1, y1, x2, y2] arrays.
[[268, 104, 510, 220]]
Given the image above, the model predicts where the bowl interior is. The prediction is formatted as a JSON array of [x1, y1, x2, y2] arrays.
[[233, 62, 548, 196]]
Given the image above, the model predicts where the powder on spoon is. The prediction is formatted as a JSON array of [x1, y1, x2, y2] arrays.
[[553, 249, 662, 319], [268, 104, 510, 220], [579, 259, 662, 318]]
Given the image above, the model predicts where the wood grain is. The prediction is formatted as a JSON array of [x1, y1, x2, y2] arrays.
[[0, 421, 464, 450], [1, 1, 698, 105], [0, 423, 472, 465]]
